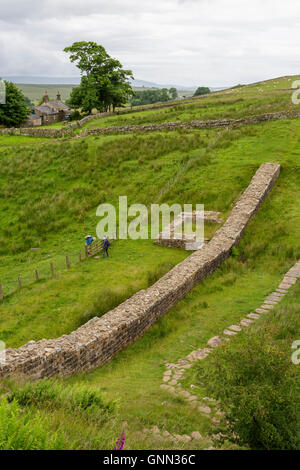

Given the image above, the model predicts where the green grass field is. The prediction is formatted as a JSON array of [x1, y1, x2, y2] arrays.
[[0, 75, 300, 450], [15, 84, 76, 104]]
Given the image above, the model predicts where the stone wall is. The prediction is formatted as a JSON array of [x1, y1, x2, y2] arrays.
[[19, 127, 74, 138], [155, 211, 220, 250], [77, 111, 112, 127], [0, 128, 19, 135], [0, 162, 280, 381], [80, 110, 300, 137], [1, 109, 299, 139]]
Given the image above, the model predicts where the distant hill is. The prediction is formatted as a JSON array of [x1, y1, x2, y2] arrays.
[[1, 76, 230, 103], [2, 75, 202, 91]]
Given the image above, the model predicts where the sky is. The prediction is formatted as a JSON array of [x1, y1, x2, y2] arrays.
[[0, 0, 299, 87]]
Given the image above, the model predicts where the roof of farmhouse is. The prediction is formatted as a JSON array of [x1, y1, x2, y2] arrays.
[[38, 90, 71, 113], [34, 105, 58, 115]]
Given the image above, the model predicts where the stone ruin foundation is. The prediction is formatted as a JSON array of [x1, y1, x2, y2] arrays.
[[156, 211, 223, 250]]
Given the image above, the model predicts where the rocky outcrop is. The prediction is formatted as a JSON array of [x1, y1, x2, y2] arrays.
[[0, 162, 280, 381]]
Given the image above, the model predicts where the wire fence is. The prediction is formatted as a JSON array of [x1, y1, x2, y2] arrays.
[[0, 237, 114, 301]]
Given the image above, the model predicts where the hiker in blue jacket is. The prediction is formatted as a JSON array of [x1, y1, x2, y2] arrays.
[[85, 235, 94, 246], [103, 236, 111, 258]]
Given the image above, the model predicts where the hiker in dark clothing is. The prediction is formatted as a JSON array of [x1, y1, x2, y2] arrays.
[[102, 236, 111, 258]]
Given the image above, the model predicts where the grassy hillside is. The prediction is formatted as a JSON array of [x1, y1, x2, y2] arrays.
[[81, 75, 300, 130], [0, 75, 300, 450], [15, 84, 76, 104]]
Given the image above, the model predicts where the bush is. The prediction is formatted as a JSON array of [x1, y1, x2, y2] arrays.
[[9, 379, 117, 424], [0, 398, 67, 450], [0, 81, 29, 127], [70, 110, 82, 121], [197, 334, 300, 449], [193, 87, 211, 97]]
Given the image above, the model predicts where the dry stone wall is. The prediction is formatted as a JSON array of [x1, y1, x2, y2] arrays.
[[80, 110, 300, 137], [19, 127, 74, 138], [1, 109, 300, 139], [0, 162, 280, 381], [0, 128, 19, 135]]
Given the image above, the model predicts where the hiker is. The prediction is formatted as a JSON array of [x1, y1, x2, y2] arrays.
[[85, 235, 94, 246], [102, 236, 111, 258]]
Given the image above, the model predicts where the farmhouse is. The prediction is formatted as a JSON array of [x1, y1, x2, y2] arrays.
[[25, 90, 71, 126]]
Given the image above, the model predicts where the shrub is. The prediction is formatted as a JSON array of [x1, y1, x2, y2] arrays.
[[70, 110, 82, 121], [9, 379, 117, 424], [197, 333, 300, 449], [0, 398, 67, 450]]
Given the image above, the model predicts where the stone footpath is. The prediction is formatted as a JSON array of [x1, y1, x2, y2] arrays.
[[143, 261, 300, 445]]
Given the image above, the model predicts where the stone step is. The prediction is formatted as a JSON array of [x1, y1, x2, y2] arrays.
[[255, 308, 269, 314], [264, 299, 278, 305], [247, 313, 260, 320], [266, 295, 283, 301], [223, 329, 237, 336], [271, 292, 285, 297], [228, 325, 242, 332], [207, 336, 223, 348], [260, 304, 275, 310], [283, 277, 297, 284], [240, 319, 253, 326], [279, 283, 291, 290]]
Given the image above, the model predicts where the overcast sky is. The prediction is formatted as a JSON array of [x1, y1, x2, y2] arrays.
[[0, 0, 299, 86]]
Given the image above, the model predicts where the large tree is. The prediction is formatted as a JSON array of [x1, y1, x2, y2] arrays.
[[130, 88, 174, 106], [169, 87, 178, 99], [0, 81, 29, 127], [64, 42, 134, 113], [193, 86, 211, 97]]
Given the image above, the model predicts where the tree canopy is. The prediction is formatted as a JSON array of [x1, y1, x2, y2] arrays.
[[193, 86, 211, 97], [64, 41, 134, 113], [0, 81, 29, 127], [130, 88, 178, 106]]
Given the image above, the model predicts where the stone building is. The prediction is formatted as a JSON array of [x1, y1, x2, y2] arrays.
[[25, 91, 71, 126]]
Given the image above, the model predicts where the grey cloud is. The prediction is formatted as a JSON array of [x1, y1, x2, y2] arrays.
[[0, 0, 299, 86]]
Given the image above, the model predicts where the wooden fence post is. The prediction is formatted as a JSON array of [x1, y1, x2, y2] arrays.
[[35, 269, 39, 281], [50, 262, 55, 278], [18, 276, 22, 289], [66, 255, 70, 269], [0, 284, 3, 301], [79, 252, 82, 262]]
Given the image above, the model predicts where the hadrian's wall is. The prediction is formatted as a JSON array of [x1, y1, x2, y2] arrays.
[[0, 163, 280, 381]]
